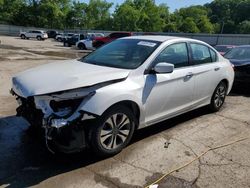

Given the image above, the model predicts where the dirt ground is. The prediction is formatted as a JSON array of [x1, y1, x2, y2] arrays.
[[0, 36, 250, 188]]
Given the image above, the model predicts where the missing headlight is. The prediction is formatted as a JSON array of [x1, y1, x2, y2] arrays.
[[50, 98, 83, 117]]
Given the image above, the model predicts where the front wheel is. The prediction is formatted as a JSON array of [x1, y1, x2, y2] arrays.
[[209, 81, 227, 112], [89, 105, 136, 157], [37, 36, 42, 40]]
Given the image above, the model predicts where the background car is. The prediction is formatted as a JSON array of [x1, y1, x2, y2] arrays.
[[20, 30, 48, 40], [214, 45, 236, 56], [56, 33, 74, 42], [46, 30, 58, 38], [63, 34, 86, 47], [76, 33, 105, 50], [224, 45, 250, 83], [11, 36, 234, 156], [92, 32, 132, 48]]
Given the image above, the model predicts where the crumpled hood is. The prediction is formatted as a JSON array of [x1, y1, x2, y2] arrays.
[[12, 59, 130, 97], [229, 59, 250, 66]]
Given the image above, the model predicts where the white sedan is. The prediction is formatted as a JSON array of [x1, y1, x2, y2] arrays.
[[11, 36, 234, 156]]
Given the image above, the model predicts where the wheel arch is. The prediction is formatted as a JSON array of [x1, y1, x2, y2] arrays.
[[220, 78, 229, 93], [103, 100, 141, 129]]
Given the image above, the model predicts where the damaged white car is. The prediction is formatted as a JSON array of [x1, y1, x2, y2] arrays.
[[11, 36, 234, 156]]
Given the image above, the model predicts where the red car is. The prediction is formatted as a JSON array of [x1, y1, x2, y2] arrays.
[[93, 32, 132, 48]]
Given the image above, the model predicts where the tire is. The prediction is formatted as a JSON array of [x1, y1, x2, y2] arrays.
[[21, 34, 26, 39], [64, 42, 69, 47], [209, 81, 227, 112], [89, 105, 136, 157], [37, 36, 42, 40], [78, 43, 86, 50], [57, 38, 62, 42]]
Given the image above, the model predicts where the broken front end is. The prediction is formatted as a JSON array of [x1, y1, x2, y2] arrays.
[[11, 88, 97, 153]]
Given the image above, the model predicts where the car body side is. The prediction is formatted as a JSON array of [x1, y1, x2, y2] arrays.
[[11, 36, 234, 153], [80, 39, 234, 128]]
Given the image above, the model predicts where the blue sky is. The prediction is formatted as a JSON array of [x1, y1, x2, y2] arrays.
[[80, 0, 213, 12]]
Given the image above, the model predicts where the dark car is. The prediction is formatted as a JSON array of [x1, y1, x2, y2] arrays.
[[214, 45, 236, 56], [63, 34, 86, 47], [92, 32, 132, 48], [224, 45, 250, 83], [46, 30, 58, 38]]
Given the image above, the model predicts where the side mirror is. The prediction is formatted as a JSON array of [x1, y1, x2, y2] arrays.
[[153, 62, 174, 74]]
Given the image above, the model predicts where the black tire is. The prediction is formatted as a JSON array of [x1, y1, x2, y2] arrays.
[[37, 36, 42, 40], [64, 42, 69, 47], [89, 105, 137, 157], [21, 34, 26, 39], [57, 38, 62, 42], [78, 43, 86, 50], [209, 81, 227, 112]]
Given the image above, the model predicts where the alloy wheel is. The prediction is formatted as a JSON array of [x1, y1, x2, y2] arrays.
[[100, 113, 131, 150], [214, 85, 226, 108]]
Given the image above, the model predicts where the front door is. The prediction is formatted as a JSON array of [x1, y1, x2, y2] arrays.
[[144, 42, 195, 125]]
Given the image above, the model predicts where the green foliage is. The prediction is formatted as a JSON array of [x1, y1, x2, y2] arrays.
[[113, 0, 169, 32], [239, 20, 250, 34], [180, 17, 200, 33], [0, 0, 249, 33], [206, 0, 250, 33]]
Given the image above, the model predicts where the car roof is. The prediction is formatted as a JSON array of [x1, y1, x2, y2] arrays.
[[121, 35, 206, 43], [237, 45, 250, 48], [215, 45, 235, 47]]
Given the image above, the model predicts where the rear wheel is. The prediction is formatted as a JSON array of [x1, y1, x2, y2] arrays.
[[89, 105, 136, 157], [64, 42, 69, 47], [78, 43, 86, 50], [21, 34, 26, 39], [209, 81, 227, 112]]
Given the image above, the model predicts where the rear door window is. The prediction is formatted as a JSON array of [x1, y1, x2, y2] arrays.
[[190, 43, 212, 64], [210, 49, 217, 62]]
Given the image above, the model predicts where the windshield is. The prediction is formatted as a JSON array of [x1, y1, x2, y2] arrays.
[[80, 39, 161, 69], [224, 47, 250, 60]]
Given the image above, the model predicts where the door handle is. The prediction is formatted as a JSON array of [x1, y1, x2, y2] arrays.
[[185, 72, 193, 79], [214, 67, 220, 71]]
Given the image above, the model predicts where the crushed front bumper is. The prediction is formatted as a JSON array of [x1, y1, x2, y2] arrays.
[[11, 90, 95, 153]]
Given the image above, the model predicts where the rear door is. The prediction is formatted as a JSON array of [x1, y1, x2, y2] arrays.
[[27, 31, 33, 38], [189, 43, 223, 105], [144, 42, 195, 124]]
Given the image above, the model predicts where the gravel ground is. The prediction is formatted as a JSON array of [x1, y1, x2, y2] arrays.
[[0, 36, 250, 188]]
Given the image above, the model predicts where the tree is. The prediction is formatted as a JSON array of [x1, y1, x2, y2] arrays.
[[113, 0, 169, 32], [180, 17, 200, 33], [113, 3, 140, 31], [197, 15, 214, 33], [206, 0, 250, 33], [84, 0, 113, 29], [65, 2, 88, 29], [239, 20, 250, 34], [172, 5, 214, 33]]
